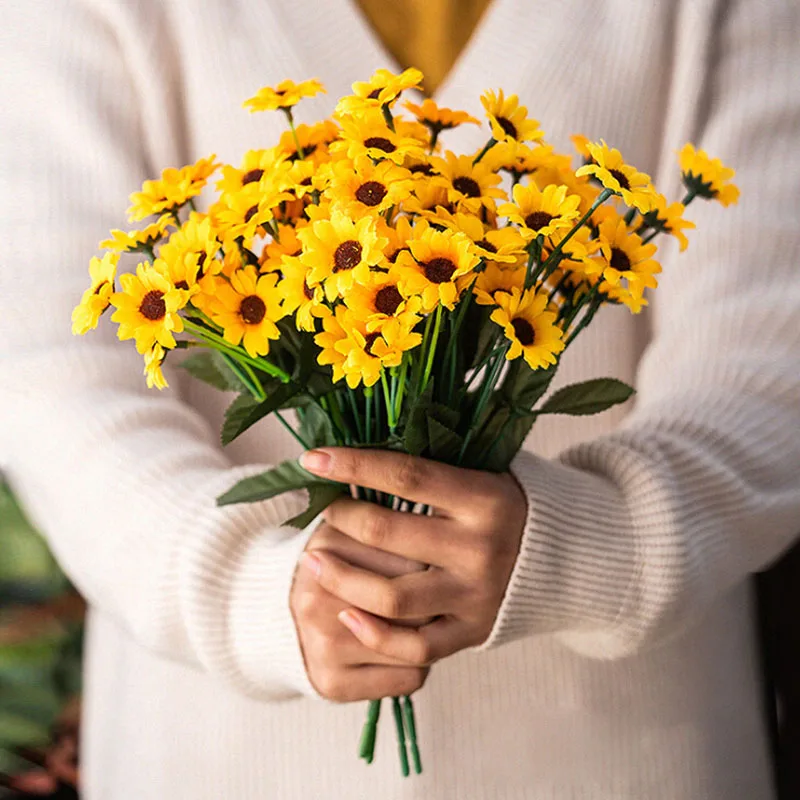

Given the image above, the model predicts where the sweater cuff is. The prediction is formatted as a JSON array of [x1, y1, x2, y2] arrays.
[[477, 450, 638, 654], [229, 515, 322, 699]]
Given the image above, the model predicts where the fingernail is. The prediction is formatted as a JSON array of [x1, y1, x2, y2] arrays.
[[300, 449, 332, 475], [339, 610, 362, 634], [302, 551, 321, 579]]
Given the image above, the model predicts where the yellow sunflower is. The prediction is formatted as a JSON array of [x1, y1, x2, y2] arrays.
[[595, 217, 661, 313], [127, 156, 219, 222], [278, 256, 329, 332], [333, 109, 425, 165], [101, 214, 174, 254], [487, 141, 572, 180], [337, 68, 424, 114], [642, 195, 695, 251], [110, 263, 186, 354], [490, 287, 565, 370], [473, 262, 526, 306], [243, 78, 326, 112], [381, 214, 418, 265], [575, 141, 657, 213], [432, 151, 505, 215], [72, 252, 119, 334], [277, 120, 340, 165], [298, 210, 388, 301], [215, 148, 291, 195], [143, 343, 168, 390], [678, 144, 740, 206], [480, 89, 544, 145], [396, 226, 480, 311], [344, 268, 423, 332], [327, 156, 414, 217], [260, 223, 305, 272], [400, 181, 453, 219], [570, 134, 593, 161], [342, 316, 421, 387], [404, 99, 479, 133], [208, 183, 291, 247], [158, 213, 222, 289], [206, 266, 285, 357], [436, 211, 525, 264], [500, 182, 582, 240]]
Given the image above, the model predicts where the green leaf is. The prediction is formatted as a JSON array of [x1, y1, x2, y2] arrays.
[[285, 483, 344, 528], [427, 417, 463, 462], [298, 401, 337, 448], [500, 361, 556, 410], [466, 406, 538, 472], [538, 378, 635, 416], [216, 459, 342, 506], [179, 350, 248, 393], [220, 381, 302, 445], [404, 380, 435, 456]]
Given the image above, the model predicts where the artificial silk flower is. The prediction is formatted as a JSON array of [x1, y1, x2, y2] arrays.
[[576, 141, 657, 213], [641, 196, 695, 252], [327, 156, 415, 217], [678, 144, 740, 206], [334, 110, 426, 166], [432, 152, 505, 215], [71, 252, 119, 334], [490, 286, 565, 370], [278, 256, 330, 332], [101, 214, 174, 254], [143, 343, 168, 390], [243, 78, 326, 112], [207, 266, 284, 357], [344, 269, 423, 332], [404, 99, 480, 133], [338, 68, 424, 113], [480, 89, 544, 145], [500, 182, 582, 240], [127, 156, 219, 222], [110, 263, 185, 354]]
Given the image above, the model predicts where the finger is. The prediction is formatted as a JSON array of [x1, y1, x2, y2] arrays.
[[316, 665, 428, 703], [300, 447, 497, 516], [324, 496, 458, 568], [339, 609, 467, 665], [302, 550, 457, 620]]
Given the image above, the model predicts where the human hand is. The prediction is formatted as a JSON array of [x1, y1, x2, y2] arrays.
[[290, 520, 429, 702], [299, 447, 527, 667]]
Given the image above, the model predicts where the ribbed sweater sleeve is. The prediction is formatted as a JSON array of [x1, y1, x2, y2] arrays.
[[0, 0, 315, 700], [482, 0, 800, 657]]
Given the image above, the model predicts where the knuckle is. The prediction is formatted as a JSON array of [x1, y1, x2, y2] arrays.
[[361, 508, 391, 548], [314, 669, 343, 701], [409, 637, 433, 666], [395, 456, 425, 495], [379, 585, 407, 619], [292, 586, 318, 620], [403, 668, 429, 695]]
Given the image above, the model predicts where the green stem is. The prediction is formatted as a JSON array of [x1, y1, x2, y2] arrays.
[[381, 370, 397, 432], [274, 410, 312, 451], [402, 696, 422, 775], [284, 108, 305, 158], [381, 103, 396, 132], [562, 283, 601, 337], [359, 699, 381, 763], [394, 353, 409, 423], [364, 387, 373, 444], [330, 392, 353, 445], [428, 126, 441, 154], [472, 137, 497, 165], [182, 319, 291, 382], [420, 304, 443, 393], [524, 239, 542, 289], [412, 312, 435, 392], [682, 188, 698, 206], [540, 188, 613, 274], [391, 697, 410, 777], [320, 395, 347, 446], [463, 344, 506, 393], [346, 386, 364, 441], [564, 290, 602, 347]]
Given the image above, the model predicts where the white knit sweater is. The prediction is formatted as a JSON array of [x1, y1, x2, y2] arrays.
[[2, 1, 800, 797]]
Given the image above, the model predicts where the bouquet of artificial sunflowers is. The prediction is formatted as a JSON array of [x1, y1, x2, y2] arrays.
[[72, 67, 738, 776]]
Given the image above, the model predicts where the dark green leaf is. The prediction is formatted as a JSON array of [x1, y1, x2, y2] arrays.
[[427, 417, 463, 462], [538, 378, 635, 416], [285, 483, 344, 528], [220, 381, 302, 445], [500, 362, 556, 410], [298, 401, 337, 448], [179, 351, 248, 393], [403, 380, 435, 456], [216, 459, 343, 506], [466, 406, 538, 472]]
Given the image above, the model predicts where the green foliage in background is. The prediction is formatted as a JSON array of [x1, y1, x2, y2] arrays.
[[0, 478, 83, 778]]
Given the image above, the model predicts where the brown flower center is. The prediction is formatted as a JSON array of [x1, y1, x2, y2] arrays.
[[374, 285, 403, 315], [476, 238, 497, 253], [355, 180, 388, 207], [368, 88, 382, 100], [424, 257, 457, 284], [524, 211, 554, 231], [244, 205, 259, 223], [409, 163, 434, 176], [240, 295, 266, 324], [511, 317, 535, 346], [609, 169, 631, 190], [496, 116, 518, 139], [363, 136, 396, 154], [610, 247, 632, 271], [388, 247, 408, 264], [452, 176, 481, 198], [175, 280, 190, 290], [242, 168, 264, 185], [196, 251, 208, 279], [333, 240, 363, 272], [364, 332, 381, 354], [303, 281, 314, 300], [139, 290, 166, 321]]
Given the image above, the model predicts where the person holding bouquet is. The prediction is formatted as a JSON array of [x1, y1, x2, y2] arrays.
[[2, 1, 800, 799]]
